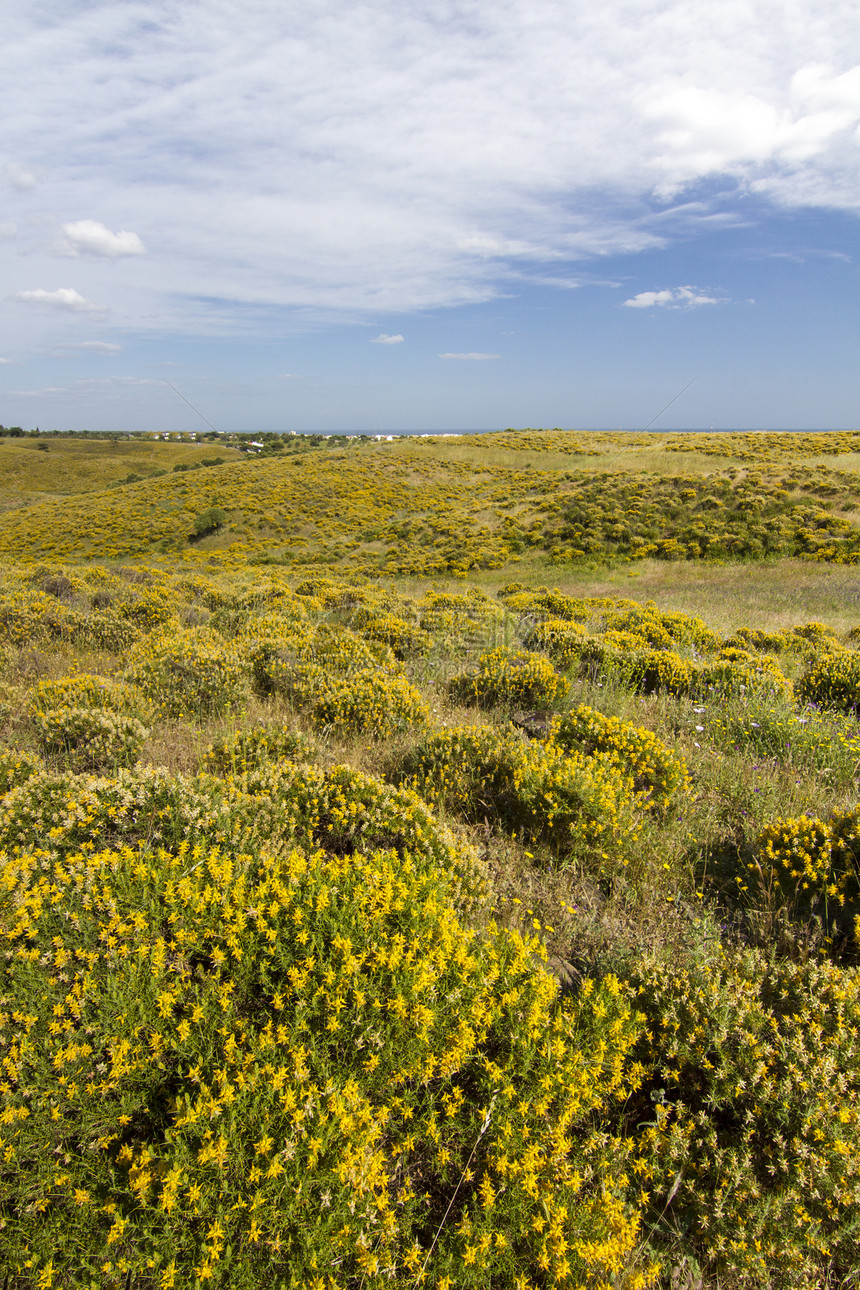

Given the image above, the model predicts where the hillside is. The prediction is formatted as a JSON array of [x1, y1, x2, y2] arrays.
[[0, 429, 858, 1289], [3, 429, 860, 572]]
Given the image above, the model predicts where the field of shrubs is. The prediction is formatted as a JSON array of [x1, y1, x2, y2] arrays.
[[0, 429, 859, 1288]]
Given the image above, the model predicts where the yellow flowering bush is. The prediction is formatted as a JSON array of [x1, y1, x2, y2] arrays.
[[449, 648, 568, 711], [32, 705, 149, 773], [693, 653, 791, 700], [0, 588, 83, 647], [523, 617, 586, 669], [246, 621, 395, 705], [797, 646, 860, 714], [628, 948, 860, 1287], [29, 673, 148, 720], [293, 574, 350, 605], [393, 725, 642, 869], [2, 449, 860, 1288], [0, 766, 240, 859], [0, 748, 43, 795], [722, 626, 791, 655], [656, 609, 720, 652], [0, 823, 651, 1287], [78, 608, 143, 651], [752, 808, 860, 920], [416, 589, 506, 651], [115, 585, 177, 630], [125, 627, 249, 717], [597, 604, 719, 654], [500, 588, 590, 623], [312, 671, 429, 739], [579, 641, 693, 697], [351, 608, 431, 659], [203, 723, 316, 776], [549, 707, 690, 812], [790, 620, 840, 646], [602, 606, 675, 650], [601, 629, 652, 653]]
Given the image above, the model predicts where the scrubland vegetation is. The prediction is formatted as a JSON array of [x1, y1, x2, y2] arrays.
[[0, 428, 858, 1288]]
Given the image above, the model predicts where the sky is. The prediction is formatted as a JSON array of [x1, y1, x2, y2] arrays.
[[1, 0, 859, 433]]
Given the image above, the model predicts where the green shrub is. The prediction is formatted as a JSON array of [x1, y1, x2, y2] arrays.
[[393, 725, 643, 869], [32, 704, 148, 772], [311, 670, 429, 739], [0, 747, 43, 795], [352, 608, 431, 659], [523, 617, 586, 669], [628, 948, 860, 1287], [449, 648, 568, 711], [125, 627, 249, 717], [549, 706, 690, 811], [203, 723, 316, 776], [191, 505, 228, 538], [797, 647, 860, 714], [29, 673, 148, 719]]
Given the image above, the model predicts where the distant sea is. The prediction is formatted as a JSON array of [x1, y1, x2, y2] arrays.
[[279, 427, 842, 437]]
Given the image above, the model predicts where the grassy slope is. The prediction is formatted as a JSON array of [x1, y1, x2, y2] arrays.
[[0, 435, 243, 510], [4, 429, 860, 574]]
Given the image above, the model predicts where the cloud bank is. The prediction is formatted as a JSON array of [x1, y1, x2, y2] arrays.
[[1, 1, 860, 331]]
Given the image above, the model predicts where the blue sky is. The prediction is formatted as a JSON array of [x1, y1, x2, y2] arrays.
[[2, 0, 859, 433]]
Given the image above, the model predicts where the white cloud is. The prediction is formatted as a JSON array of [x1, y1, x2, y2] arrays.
[[0, 358, 14, 366], [275, 372, 301, 380], [0, 3, 859, 327], [439, 352, 500, 360], [57, 220, 145, 259], [623, 286, 723, 309], [0, 222, 17, 240], [12, 288, 106, 314], [371, 333, 404, 344], [6, 163, 35, 191]]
